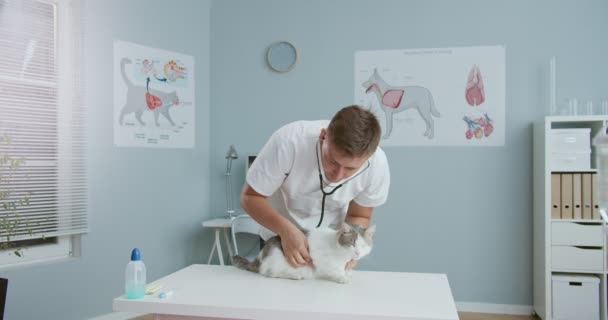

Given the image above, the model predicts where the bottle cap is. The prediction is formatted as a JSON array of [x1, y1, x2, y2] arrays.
[[131, 248, 141, 261]]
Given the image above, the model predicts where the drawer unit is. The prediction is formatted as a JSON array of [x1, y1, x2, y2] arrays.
[[550, 151, 591, 171], [552, 222, 603, 247], [552, 246, 603, 271], [550, 129, 591, 152], [552, 274, 599, 320]]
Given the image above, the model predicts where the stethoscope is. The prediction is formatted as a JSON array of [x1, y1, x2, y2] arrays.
[[315, 140, 370, 228]]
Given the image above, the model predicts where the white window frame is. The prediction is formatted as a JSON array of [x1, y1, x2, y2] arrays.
[[0, 0, 84, 270], [0, 236, 75, 270]]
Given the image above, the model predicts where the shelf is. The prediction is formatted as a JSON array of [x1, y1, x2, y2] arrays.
[[552, 219, 603, 223], [547, 115, 608, 123], [535, 118, 608, 320], [552, 269, 605, 275], [551, 169, 597, 173]]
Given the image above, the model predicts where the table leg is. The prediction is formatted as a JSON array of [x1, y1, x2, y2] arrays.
[[215, 228, 224, 265], [207, 235, 216, 265], [223, 228, 234, 264]]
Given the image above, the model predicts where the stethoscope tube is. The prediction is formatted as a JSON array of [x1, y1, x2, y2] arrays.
[[316, 174, 343, 228], [315, 140, 370, 228]]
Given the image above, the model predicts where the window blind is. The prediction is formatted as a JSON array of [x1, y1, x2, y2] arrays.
[[0, 0, 87, 242]]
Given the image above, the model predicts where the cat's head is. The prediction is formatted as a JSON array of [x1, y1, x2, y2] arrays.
[[337, 223, 376, 260]]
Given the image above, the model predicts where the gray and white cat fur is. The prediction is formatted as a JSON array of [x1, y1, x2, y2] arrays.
[[233, 223, 375, 284], [119, 58, 179, 127]]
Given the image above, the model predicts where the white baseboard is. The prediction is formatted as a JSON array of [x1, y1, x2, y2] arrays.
[[456, 301, 533, 315], [89, 312, 144, 320]]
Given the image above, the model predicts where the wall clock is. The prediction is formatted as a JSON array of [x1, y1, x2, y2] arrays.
[[266, 41, 297, 73]]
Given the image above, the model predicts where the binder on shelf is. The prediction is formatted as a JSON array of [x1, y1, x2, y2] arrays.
[[561, 174, 573, 219], [582, 173, 593, 219], [592, 173, 600, 220], [551, 173, 561, 219], [572, 173, 582, 219]]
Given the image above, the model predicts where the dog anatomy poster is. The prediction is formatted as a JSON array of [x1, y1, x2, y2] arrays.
[[114, 40, 195, 148], [355, 45, 505, 147]]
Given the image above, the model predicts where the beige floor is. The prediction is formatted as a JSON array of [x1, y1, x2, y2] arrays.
[[133, 313, 538, 320]]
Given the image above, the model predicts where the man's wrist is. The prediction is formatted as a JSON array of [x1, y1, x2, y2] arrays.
[[277, 220, 297, 238], [345, 217, 369, 227], [276, 221, 290, 237]]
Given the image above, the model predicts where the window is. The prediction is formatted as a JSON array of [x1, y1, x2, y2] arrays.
[[0, 0, 86, 269]]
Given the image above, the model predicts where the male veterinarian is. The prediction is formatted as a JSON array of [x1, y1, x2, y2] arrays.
[[240, 105, 391, 270]]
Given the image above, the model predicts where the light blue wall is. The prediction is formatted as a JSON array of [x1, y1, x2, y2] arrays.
[[209, 0, 608, 306], [2, 0, 211, 319], [2, 1, 607, 318]]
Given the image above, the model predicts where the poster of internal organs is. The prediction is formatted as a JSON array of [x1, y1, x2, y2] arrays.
[[114, 40, 195, 148], [355, 45, 505, 147]]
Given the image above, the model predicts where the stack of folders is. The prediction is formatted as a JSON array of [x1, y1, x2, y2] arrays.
[[551, 172, 600, 220]]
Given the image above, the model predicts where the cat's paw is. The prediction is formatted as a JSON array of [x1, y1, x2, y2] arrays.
[[344, 275, 352, 284], [333, 275, 350, 284]]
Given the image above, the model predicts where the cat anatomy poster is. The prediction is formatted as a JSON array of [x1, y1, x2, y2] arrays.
[[355, 45, 505, 147], [114, 40, 195, 148]]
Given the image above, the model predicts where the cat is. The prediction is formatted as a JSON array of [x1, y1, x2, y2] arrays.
[[119, 58, 180, 127], [233, 223, 375, 284]]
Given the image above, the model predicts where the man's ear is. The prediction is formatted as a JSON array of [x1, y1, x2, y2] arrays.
[[319, 128, 327, 141]]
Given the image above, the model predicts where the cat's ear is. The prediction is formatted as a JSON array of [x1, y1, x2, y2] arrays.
[[340, 223, 352, 232], [365, 224, 376, 239]]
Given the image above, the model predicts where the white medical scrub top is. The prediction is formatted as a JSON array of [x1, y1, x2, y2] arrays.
[[246, 120, 390, 238]]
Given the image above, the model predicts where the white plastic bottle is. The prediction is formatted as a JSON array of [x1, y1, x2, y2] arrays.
[[125, 248, 146, 299]]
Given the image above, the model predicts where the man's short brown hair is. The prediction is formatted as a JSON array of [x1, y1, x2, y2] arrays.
[[327, 105, 381, 157]]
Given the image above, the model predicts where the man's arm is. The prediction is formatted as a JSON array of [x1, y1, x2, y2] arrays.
[[240, 182, 292, 235], [345, 200, 373, 227], [240, 183, 311, 267], [344, 201, 373, 270]]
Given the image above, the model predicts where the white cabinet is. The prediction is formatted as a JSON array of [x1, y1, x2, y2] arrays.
[[534, 116, 608, 320]]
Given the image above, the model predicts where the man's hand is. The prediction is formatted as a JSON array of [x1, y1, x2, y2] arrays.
[[345, 259, 357, 270], [279, 225, 311, 268]]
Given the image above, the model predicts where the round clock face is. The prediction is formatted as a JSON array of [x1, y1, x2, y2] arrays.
[[267, 41, 297, 73]]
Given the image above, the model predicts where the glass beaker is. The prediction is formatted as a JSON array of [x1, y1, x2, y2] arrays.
[[567, 98, 578, 116], [601, 100, 608, 115], [584, 100, 594, 115]]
